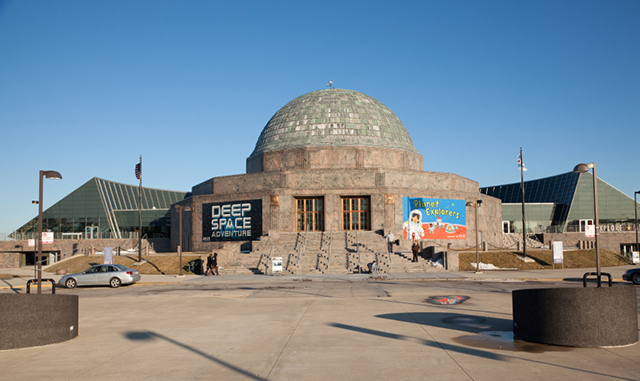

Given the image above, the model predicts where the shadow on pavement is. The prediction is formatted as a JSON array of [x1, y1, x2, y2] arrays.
[[376, 312, 513, 334], [124, 331, 264, 380], [327, 322, 506, 361], [327, 322, 637, 380]]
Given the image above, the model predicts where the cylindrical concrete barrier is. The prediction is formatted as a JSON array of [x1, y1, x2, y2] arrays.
[[0, 294, 78, 350], [512, 287, 638, 347]]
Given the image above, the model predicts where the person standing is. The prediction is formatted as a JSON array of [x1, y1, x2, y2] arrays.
[[205, 254, 214, 276], [212, 253, 219, 276], [386, 231, 395, 254], [411, 239, 420, 263]]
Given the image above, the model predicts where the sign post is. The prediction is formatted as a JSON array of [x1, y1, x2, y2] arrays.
[[552, 241, 563, 269]]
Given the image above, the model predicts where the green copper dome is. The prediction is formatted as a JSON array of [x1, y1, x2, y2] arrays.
[[249, 89, 418, 157]]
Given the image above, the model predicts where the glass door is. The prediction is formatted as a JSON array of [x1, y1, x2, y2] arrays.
[[85, 226, 98, 239]]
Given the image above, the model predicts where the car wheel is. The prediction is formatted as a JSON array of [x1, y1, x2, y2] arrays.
[[632, 273, 640, 285], [65, 278, 77, 289], [110, 277, 121, 288]]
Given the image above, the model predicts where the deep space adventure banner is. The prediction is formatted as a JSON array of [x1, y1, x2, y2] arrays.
[[202, 199, 262, 241]]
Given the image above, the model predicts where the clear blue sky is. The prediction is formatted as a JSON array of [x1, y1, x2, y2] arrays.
[[1, 0, 638, 234]]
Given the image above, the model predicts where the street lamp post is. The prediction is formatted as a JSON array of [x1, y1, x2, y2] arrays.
[[36, 170, 62, 294], [466, 199, 483, 273], [634, 191, 639, 253], [175, 205, 191, 276], [573, 163, 601, 287]]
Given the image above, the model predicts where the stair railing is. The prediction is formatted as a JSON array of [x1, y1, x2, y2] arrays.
[[297, 224, 309, 274], [386, 235, 393, 273], [356, 230, 361, 274], [327, 231, 332, 272]]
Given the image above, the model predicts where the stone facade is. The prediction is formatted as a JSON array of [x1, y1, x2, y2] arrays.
[[175, 168, 503, 253]]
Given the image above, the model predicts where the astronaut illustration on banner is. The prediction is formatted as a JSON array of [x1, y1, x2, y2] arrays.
[[403, 209, 425, 240]]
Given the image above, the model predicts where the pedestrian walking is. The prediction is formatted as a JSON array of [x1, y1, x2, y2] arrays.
[[411, 239, 420, 263], [211, 253, 219, 276], [386, 231, 395, 254], [205, 254, 214, 276]]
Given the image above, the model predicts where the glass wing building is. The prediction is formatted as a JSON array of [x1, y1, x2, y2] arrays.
[[481, 172, 638, 234], [12, 178, 187, 240]]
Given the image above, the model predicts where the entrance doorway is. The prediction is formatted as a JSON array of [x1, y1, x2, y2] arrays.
[[342, 197, 370, 231], [85, 226, 98, 239]]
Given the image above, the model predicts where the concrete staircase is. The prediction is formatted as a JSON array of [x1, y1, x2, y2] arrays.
[[215, 231, 449, 275]]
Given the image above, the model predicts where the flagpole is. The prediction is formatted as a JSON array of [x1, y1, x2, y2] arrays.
[[520, 147, 527, 260], [138, 155, 142, 262]]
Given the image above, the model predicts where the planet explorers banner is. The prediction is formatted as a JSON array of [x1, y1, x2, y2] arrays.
[[202, 199, 262, 241], [403, 197, 467, 240]]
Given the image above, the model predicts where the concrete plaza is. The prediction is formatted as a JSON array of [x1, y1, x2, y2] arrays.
[[0, 267, 639, 380]]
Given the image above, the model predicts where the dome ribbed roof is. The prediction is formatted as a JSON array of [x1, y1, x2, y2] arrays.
[[249, 89, 418, 157]]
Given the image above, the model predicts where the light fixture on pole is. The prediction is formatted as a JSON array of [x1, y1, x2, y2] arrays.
[[466, 198, 483, 273], [175, 204, 191, 277], [634, 191, 639, 254], [573, 163, 601, 287], [37, 170, 62, 294]]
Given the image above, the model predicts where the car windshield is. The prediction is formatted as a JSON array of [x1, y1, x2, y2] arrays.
[[84, 266, 100, 274], [113, 264, 129, 271]]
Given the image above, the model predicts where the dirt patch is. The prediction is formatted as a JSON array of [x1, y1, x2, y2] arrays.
[[458, 249, 631, 271], [45, 255, 203, 275]]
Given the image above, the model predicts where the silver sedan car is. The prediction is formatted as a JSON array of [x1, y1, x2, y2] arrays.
[[59, 264, 141, 289]]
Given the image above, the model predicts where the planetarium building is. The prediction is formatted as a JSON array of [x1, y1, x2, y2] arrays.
[[172, 89, 503, 253]]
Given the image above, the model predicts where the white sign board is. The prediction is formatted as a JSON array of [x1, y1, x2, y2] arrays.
[[42, 232, 54, 244], [633, 251, 639, 264], [104, 247, 113, 264], [28, 239, 35, 247], [585, 225, 595, 238], [553, 241, 563, 264], [272, 257, 283, 273]]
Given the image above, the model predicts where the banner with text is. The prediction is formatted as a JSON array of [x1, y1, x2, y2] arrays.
[[403, 197, 467, 240], [202, 199, 262, 242]]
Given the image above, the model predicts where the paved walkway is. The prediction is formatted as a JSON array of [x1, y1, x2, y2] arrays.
[[1, 265, 638, 289], [0, 265, 638, 380]]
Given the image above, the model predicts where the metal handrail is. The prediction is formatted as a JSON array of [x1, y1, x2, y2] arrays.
[[356, 230, 361, 274], [582, 272, 612, 288], [26, 278, 56, 294], [327, 231, 332, 272]]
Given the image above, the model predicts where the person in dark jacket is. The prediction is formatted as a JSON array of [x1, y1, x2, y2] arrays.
[[205, 254, 214, 276], [211, 253, 219, 276], [411, 239, 420, 263]]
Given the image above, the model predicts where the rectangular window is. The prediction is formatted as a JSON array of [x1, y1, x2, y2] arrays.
[[296, 197, 323, 232], [342, 197, 370, 231]]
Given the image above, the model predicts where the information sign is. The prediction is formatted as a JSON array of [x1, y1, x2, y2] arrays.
[[272, 257, 283, 274], [585, 224, 595, 238], [42, 232, 54, 244], [633, 251, 639, 264], [553, 241, 563, 264], [104, 247, 113, 264]]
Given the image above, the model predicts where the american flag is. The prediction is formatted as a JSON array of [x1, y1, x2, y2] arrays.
[[135, 163, 141, 179]]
